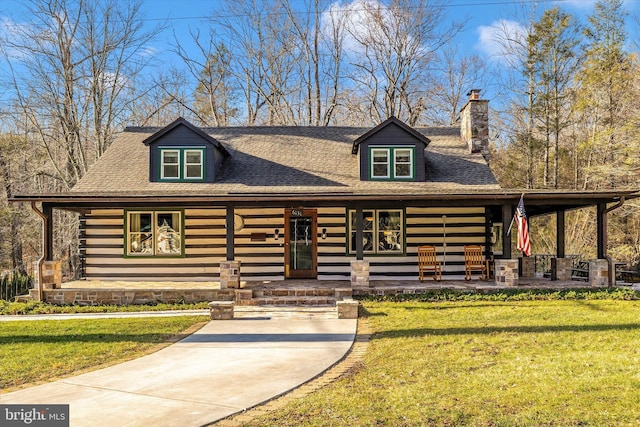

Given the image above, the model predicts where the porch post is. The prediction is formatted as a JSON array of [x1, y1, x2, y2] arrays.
[[225, 205, 235, 261], [597, 203, 606, 259], [556, 209, 565, 258], [30, 202, 53, 301], [355, 206, 364, 261], [501, 203, 512, 259], [42, 203, 53, 262], [351, 205, 369, 288]]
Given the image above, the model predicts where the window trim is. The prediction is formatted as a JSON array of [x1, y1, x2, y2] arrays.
[[159, 147, 205, 182], [124, 209, 185, 257], [347, 208, 405, 255], [368, 146, 415, 180]]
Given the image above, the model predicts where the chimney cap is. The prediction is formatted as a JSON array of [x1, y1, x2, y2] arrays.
[[467, 89, 481, 97]]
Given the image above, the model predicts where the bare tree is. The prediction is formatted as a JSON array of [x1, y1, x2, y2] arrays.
[[342, 0, 463, 125], [429, 44, 488, 125], [0, 0, 163, 279], [1, 0, 163, 189], [172, 28, 238, 126]]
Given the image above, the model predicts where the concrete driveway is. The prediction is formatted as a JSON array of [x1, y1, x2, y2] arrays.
[[0, 317, 357, 426]]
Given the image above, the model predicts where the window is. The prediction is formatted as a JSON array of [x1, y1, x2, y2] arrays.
[[160, 148, 204, 181], [371, 149, 390, 178], [394, 149, 413, 178], [126, 210, 183, 256], [369, 147, 414, 180], [348, 209, 403, 254], [161, 150, 180, 179], [184, 149, 203, 179]]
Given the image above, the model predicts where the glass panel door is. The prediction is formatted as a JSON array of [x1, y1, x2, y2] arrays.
[[285, 209, 317, 278]]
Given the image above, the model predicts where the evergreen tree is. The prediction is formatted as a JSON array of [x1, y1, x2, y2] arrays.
[[531, 7, 580, 188], [574, 0, 638, 189]]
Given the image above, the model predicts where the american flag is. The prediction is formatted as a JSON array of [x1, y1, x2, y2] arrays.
[[515, 196, 531, 256]]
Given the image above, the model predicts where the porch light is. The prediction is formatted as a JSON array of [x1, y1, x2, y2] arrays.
[[321, 228, 327, 239], [274, 229, 279, 240]]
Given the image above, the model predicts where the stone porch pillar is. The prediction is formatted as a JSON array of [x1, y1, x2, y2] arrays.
[[220, 260, 241, 289], [42, 260, 62, 289], [589, 259, 608, 287], [351, 260, 370, 288], [519, 257, 535, 278], [551, 258, 572, 281], [495, 259, 519, 286]]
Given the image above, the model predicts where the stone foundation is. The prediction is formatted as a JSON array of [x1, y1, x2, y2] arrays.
[[351, 260, 370, 288], [334, 288, 353, 300], [551, 258, 572, 281], [495, 259, 519, 286], [519, 257, 535, 278], [220, 260, 241, 289], [589, 259, 608, 287], [234, 289, 253, 304], [43, 289, 235, 305]]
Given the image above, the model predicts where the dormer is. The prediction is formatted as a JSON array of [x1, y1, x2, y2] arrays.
[[352, 116, 430, 182], [143, 117, 230, 183]]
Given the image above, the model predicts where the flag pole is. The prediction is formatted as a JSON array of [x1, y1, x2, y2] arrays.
[[506, 193, 525, 236]]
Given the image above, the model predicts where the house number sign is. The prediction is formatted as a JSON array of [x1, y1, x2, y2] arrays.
[[291, 209, 304, 217]]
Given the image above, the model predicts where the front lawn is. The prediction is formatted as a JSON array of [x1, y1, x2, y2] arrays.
[[0, 316, 207, 391], [248, 297, 640, 426]]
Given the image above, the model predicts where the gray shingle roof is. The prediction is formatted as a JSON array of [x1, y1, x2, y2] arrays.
[[70, 124, 500, 196]]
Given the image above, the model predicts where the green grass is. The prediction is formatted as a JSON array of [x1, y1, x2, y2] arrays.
[[0, 300, 210, 315], [0, 316, 207, 391], [247, 298, 640, 426]]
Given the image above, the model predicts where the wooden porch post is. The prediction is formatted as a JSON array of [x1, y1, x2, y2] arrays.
[[502, 203, 513, 259], [597, 203, 606, 259], [225, 205, 235, 261], [355, 206, 364, 260], [42, 203, 53, 261], [556, 209, 566, 258]]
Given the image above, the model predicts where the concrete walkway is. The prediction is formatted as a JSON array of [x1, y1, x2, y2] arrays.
[[0, 317, 357, 426]]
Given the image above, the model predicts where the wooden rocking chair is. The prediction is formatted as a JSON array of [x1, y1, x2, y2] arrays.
[[418, 245, 442, 281], [464, 245, 488, 281]]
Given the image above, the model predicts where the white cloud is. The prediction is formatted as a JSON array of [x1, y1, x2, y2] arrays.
[[475, 19, 528, 63], [321, 0, 392, 56]]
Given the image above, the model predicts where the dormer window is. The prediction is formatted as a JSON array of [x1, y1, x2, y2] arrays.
[[370, 147, 414, 180], [372, 149, 390, 178], [159, 148, 204, 181]]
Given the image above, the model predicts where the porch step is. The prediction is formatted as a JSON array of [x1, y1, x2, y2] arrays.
[[234, 305, 338, 319], [250, 287, 352, 299], [236, 295, 337, 307]]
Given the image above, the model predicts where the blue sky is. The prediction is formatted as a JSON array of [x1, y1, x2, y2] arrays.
[[140, 0, 640, 62], [2, 0, 639, 66], [1, 0, 639, 107]]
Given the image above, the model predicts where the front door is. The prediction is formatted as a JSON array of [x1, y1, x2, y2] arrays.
[[285, 208, 317, 279]]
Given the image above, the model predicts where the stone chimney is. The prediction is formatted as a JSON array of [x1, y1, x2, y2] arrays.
[[459, 89, 489, 160]]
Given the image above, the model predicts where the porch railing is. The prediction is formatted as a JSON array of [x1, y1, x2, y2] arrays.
[[0, 271, 34, 301], [533, 254, 583, 278]]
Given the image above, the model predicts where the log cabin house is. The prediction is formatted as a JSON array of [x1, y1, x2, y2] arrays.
[[11, 90, 639, 303]]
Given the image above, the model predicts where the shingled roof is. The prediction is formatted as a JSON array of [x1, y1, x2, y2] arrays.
[[69, 124, 500, 196]]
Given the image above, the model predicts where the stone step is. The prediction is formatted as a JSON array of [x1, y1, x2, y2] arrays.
[[236, 296, 337, 307], [234, 306, 338, 319], [252, 287, 352, 299]]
